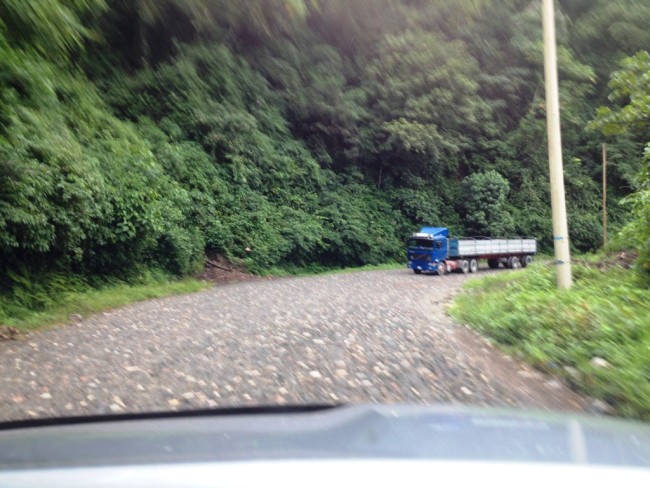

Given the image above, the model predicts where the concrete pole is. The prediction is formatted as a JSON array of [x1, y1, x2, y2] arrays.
[[542, 0, 572, 289]]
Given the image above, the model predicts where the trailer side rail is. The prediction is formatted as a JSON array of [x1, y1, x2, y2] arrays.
[[452, 238, 537, 257]]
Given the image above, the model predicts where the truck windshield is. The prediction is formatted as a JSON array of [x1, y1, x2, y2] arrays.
[[407, 238, 434, 249]]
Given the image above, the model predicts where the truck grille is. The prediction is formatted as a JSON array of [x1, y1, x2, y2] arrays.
[[411, 254, 431, 261]]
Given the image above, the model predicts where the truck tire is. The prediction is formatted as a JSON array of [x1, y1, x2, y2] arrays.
[[413, 269, 422, 274], [507, 256, 520, 269], [437, 262, 447, 276], [469, 259, 478, 273], [460, 260, 469, 274], [488, 259, 499, 269], [521, 255, 533, 268]]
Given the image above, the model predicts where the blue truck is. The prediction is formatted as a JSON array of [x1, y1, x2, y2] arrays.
[[406, 227, 537, 275]]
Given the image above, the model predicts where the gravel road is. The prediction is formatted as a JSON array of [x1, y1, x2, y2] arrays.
[[0, 267, 587, 421]]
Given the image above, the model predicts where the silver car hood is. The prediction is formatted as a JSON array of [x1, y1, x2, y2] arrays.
[[1, 404, 649, 486]]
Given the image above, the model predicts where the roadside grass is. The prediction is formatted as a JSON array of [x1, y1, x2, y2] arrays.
[[0, 270, 209, 332], [449, 262, 650, 421], [1, 261, 404, 332]]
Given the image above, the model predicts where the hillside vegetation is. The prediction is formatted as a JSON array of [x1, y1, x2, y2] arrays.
[[1, 1, 649, 304]]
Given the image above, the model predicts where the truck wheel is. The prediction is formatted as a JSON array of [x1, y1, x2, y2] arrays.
[[469, 259, 478, 273], [488, 259, 499, 269], [413, 269, 422, 274], [460, 260, 469, 274], [521, 255, 533, 268], [507, 256, 520, 269], [437, 262, 447, 276]]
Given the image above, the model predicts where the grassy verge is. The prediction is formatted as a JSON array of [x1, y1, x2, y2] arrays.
[[449, 262, 650, 421], [1, 261, 404, 332], [0, 270, 210, 332]]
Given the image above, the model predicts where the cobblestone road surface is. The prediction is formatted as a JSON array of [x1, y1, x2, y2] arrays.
[[0, 268, 586, 421]]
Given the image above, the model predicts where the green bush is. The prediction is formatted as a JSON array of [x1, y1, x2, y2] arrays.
[[461, 170, 515, 237]]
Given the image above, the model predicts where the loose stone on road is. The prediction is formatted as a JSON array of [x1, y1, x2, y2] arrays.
[[0, 268, 586, 421]]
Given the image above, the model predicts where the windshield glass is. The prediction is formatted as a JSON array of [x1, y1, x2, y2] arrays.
[[0, 0, 649, 441], [408, 238, 434, 249]]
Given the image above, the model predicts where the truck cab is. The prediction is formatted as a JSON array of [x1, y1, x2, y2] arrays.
[[406, 227, 449, 274]]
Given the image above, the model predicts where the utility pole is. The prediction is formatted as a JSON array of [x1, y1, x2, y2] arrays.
[[602, 143, 607, 247], [542, 0, 572, 289]]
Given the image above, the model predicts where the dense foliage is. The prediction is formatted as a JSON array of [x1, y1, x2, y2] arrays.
[[1, 0, 650, 283], [451, 264, 650, 420], [591, 51, 650, 284]]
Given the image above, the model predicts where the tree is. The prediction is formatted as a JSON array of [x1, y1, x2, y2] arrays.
[[362, 28, 494, 189], [591, 51, 650, 138], [591, 51, 650, 284], [461, 170, 515, 237], [0, 0, 106, 61]]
